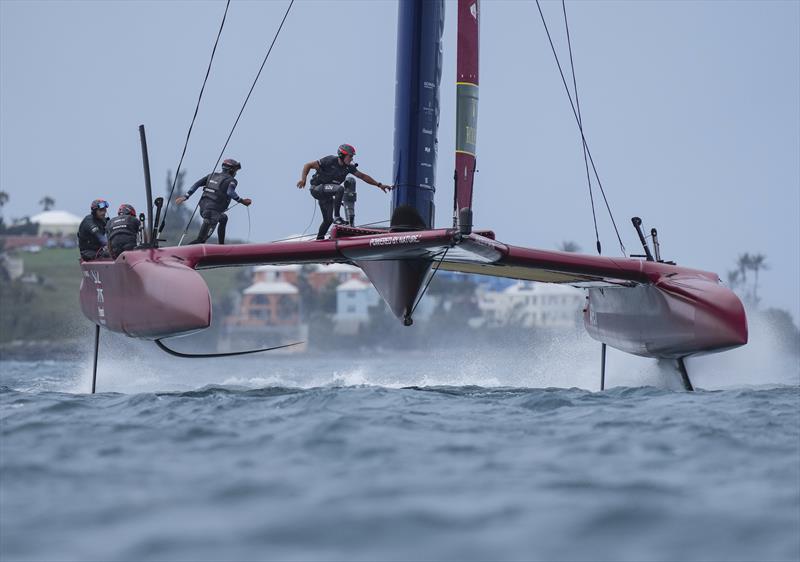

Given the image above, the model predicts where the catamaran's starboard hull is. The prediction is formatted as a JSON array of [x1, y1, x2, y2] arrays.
[[583, 277, 748, 359]]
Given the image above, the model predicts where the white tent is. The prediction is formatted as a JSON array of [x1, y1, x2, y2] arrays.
[[30, 210, 82, 237]]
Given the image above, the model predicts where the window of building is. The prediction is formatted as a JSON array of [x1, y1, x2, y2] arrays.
[[250, 308, 270, 320]]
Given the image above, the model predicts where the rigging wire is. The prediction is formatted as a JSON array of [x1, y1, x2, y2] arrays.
[[299, 198, 317, 239], [179, 0, 296, 245], [561, 0, 601, 255], [246, 205, 251, 243], [534, 0, 626, 256], [160, 0, 231, 238], [409, 248, 450, 319]]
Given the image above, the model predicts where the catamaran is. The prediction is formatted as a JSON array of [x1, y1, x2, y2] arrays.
[[79, 0, 747, 393]]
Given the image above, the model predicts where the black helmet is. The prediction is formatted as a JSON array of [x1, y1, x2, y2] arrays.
[[118, 204, 136, 217], [337, 144, 356, 159], [221, 158, 241, 172], [91, 199, 109, 212]]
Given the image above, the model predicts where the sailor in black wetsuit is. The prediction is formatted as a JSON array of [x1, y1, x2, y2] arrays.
[[175, 158, 252, 244], [106, 204, 141, 259], [296, 144, 392, 240], [77, 199, 110, 261]]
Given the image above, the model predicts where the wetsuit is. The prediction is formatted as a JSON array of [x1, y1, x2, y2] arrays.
[[310, 155, 358, 239], [106, 214, 141, 258], [185, 171, 242, 244], [77, 213, 109, 260]]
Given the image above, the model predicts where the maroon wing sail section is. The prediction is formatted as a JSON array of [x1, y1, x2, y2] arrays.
[[454, 0, 480, 218]]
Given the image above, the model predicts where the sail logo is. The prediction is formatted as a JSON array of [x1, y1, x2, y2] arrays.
[[369, 234, 421, 247], [470, 3, 477, 20]]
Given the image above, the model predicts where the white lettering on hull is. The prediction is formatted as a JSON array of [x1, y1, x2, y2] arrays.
[[89, 270, 106, 325], [369, 234, 422, 247]]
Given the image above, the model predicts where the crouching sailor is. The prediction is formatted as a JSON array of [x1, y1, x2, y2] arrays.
[[296, 144, 391, 240], [77, 198, 110, 261], [106, 204, 141, 258], [175, 158, 252, 244]]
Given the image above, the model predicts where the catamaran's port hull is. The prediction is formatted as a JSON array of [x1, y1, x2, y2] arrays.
[[584, 277, 748, 359], [79, 251, 211, 339]]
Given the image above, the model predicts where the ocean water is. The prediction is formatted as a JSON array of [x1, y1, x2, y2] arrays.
[[1, 333, 798, 561]]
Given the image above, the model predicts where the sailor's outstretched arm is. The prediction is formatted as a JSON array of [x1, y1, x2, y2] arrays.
[[176, 175, 210, 205], [227, 180, 251, 206], [297, 161, 320, 189], [354, 170, 392, 193]]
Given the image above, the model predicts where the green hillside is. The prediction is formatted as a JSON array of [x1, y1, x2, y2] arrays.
[[0, 248, 243, 343]]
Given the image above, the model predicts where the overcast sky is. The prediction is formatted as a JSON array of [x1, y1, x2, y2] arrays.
[[1, 0, 798, 321]]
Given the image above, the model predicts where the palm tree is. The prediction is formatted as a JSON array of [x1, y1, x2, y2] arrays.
[[726, 269, 742, 290], [0, 191, 7, 232], [39, 196, 55, 211], [736, 253, 752, 285], [749, 253, 768, 304], [559, 240, 581, 253]]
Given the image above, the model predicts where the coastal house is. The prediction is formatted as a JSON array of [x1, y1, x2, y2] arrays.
[[334, 278, 381, 334], [477, 281, 585, 328], [235, 280, 300, 327]]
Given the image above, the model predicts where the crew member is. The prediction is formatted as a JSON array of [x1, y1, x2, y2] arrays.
[[296, 144, 391, 240], [77, 199, 110, 261], [106, 204, 141, 258], [175, 158, 252, 244]]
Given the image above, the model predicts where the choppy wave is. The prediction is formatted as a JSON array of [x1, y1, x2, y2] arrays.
[[1, 355, 798, 562]]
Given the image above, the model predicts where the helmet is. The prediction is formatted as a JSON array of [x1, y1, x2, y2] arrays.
[[91, 199, 109, 212], [221, 158, 241, 171], [337, 144, 356, 159], [118, 204, 136, 217]]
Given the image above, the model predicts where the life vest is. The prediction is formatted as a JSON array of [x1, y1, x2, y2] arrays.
[[200, 172, 234, 211], [106, 215, 140, 252]]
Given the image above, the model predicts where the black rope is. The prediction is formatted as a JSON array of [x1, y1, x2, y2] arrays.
[[212, 0, 295, 171], [155, 338, 303, 358], [178, 0, 295, 245], [535, 0, 626, 256], [561, 0, 600, 255], [160, 0, 231, 237], [299, 198, 317, 239], [409, 248, 449, 319]]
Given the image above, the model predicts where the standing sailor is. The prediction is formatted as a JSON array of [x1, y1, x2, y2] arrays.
[[175, 158, 252, 244], [106, 204, 141, 258], [77, 199, 110, 261], [296, 144, 391, 240]]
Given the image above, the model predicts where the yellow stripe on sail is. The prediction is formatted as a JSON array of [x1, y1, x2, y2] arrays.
[[455, 149, 476, 157]]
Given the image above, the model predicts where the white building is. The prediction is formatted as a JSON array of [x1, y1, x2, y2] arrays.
[[334, 278, 381, 334], [478, 281, 585, 328], [30, 210, 82, 237]]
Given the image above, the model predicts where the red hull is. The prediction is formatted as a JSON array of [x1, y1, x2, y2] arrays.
[[80, 250, 211, 339], [584, 275, 748, 359]]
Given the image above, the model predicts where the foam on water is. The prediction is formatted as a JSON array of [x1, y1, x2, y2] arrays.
[[1, 317, 798, 561]]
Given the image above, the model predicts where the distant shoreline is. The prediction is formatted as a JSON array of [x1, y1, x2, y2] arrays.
[[0, 339, 85, 361]]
